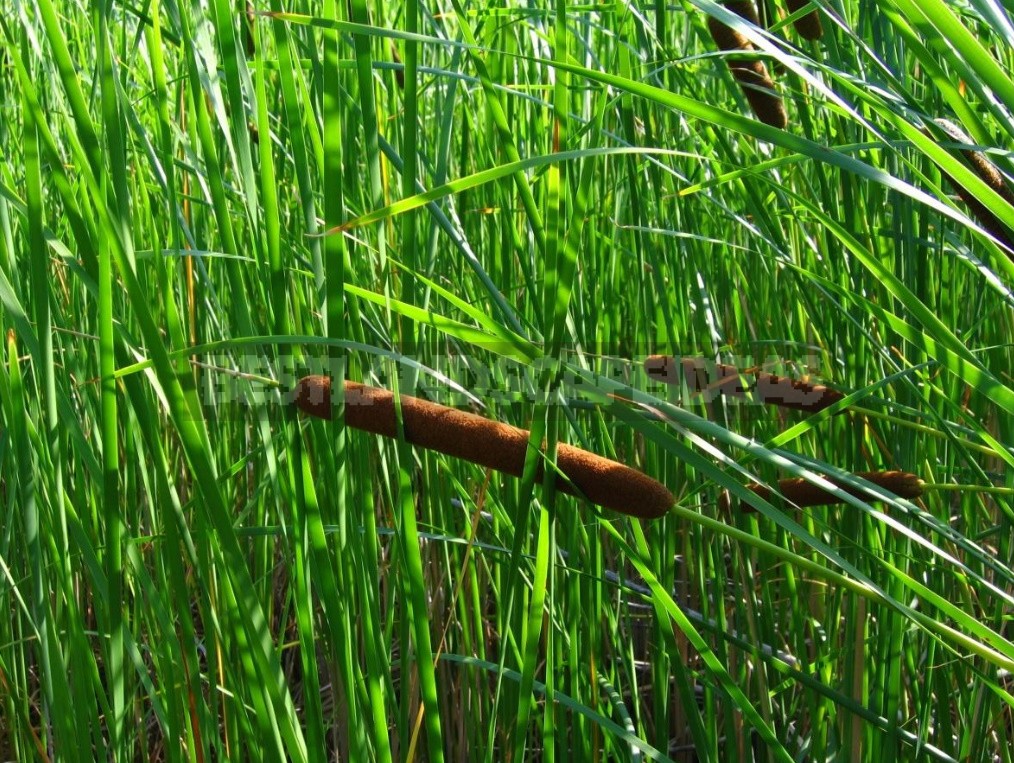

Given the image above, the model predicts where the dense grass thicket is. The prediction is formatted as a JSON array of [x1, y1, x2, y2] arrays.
[[4, 0, 1014, 759]]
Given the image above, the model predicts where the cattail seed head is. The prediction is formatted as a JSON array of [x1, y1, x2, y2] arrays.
[[391, 43, 405, 90], [733, 470, 924, 511], [294, 376, 675, 519], [707, 3, 788, 129], [244, 2, 256, 56], [784, 0, 823, 40], [725, 0, 763, 26], [645, 355, 844, 413], [931, 118, 1014, 253]]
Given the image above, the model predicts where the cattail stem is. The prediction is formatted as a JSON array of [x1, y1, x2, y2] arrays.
[[921, 483, 1014, 496], [645, 355, 844, 413], [849, 406, 1000, 457], [293, 376, 675, 519], [729, 470, 923, 511], [707, 2, 788, 129]]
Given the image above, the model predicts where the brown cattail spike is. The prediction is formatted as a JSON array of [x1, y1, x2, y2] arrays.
[[707, 3, 788, 129], [784, 0, 823, 40], [293, 376, 675, 520], [726, 0, 762, 26], [391, 43, 405, 90], [931, 118, 1014, 254], [736, 470, 923, 510], [244, 2, 256, 57], [645, 355, 844, 413]]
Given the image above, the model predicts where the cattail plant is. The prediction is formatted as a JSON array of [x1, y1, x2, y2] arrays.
[[645, 355, 844, 413], [293, 376, 675, 519], [931, 118, 1014, 254], [390, 42, 405, 90], [725, 470, 924, 511], [244, 2, 256, 56], [707, 2, 788, 129], [784, 0, 823, 40]]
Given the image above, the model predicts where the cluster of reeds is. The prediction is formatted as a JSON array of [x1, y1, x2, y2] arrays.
[[706, 1, 824, 129], [294, 352, 921, 519], [645, 354, 844, 413], [700, 6, 931, 514], [294, 376, 675, 519], [644, 355, 926, 510], [931, 118, 1014, 255]]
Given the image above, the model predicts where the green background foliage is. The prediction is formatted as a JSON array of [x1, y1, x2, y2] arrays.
[[2, 0, 1014, 759]]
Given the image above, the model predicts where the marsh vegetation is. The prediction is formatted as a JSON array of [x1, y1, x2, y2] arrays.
[[3, 0, 1014, 760]]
